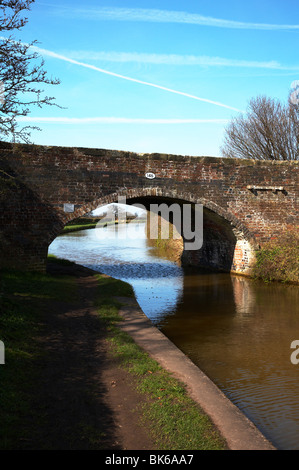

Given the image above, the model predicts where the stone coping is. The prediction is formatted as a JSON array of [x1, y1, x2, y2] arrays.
[[115, 296, 276, 451]]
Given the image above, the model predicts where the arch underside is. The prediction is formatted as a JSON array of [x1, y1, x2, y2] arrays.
[[60, 188, 257, 275]]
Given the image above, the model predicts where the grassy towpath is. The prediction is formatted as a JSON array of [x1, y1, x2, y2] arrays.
[[62, 217, 147, 234], [0, 256, 226, 450]]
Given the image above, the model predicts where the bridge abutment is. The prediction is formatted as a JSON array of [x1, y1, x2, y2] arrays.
[[0, 157, 64, 272], [181, 234, 256, 276]]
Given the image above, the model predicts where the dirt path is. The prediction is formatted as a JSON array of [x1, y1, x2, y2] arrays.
[[23, 262, 155, 450]]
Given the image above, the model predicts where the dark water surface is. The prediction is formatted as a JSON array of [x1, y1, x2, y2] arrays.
[[49, 223, 299, 450]]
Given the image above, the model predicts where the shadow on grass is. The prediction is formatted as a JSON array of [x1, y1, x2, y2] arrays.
[[0, 258, 128, 450]]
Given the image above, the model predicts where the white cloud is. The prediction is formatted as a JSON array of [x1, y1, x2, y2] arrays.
[[48, 5, 299, 31], [65, 50, 298, 70]]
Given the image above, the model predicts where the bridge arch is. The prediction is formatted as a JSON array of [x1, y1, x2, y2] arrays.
[[1, 144, 297, 273], [56, 187, 258, 276]]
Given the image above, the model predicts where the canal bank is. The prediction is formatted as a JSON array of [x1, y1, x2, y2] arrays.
[[114, 296, 275, 450], [46, 259, 275, 450], [49, 223, 299, 449], [0, 257, 274, 450], [0, 258, 226, 450]]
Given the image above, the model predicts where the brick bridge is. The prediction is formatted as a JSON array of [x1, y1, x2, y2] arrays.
[[0, 142, 298, 274]]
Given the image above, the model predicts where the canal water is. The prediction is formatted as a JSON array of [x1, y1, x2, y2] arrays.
[[49, 222, 299, 450]]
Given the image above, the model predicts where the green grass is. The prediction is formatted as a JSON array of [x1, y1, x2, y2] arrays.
[[47, 254, 75, 266], [62, 218, 147, 234], [0, 265, 77, 449], [0, 258, 226, 450], [62, 223, 99, 234], [94, 275, 226, 450]]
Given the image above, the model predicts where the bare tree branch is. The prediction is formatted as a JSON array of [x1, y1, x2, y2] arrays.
[[221, 93, 299, 161], [0, 0, 61, 143]]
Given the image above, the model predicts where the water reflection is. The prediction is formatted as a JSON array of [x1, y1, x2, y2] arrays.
[[49, 224, 299, 450], [231, 275, 256, 315], [160, 272, 299, 450], [49, 223, 184, 322]]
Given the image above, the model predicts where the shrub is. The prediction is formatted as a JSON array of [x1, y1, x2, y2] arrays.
[[254, 230, 299, 283]]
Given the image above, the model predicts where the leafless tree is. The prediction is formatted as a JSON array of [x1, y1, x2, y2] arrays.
[[221, 93, 299, 161], [0, 0, 61, 143]]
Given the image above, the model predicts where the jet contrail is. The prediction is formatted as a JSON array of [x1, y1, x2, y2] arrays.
[[18, 116, 230, 124], [31, 45, 243, 112], [39, 4, 299, 31]]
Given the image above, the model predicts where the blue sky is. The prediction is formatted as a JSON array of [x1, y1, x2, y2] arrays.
[[13, 0, 299, 156]]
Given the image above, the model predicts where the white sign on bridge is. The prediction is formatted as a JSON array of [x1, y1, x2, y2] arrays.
[[145, 172, 156, 179], [64, 203, 75, 213]]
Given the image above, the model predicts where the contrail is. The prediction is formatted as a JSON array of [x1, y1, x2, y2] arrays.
[[40, 4, 299, 31], [18, 116, 230, 124], [65, 50, 292, 70], [31, 45, 242, 112]]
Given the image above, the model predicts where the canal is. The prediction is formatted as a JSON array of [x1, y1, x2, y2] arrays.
[[49, 221, 299, 450]]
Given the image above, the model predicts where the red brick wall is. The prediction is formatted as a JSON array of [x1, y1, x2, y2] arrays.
[[0, 142, 298, 272]]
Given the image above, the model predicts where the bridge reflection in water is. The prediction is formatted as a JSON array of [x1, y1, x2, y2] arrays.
[[49, 222, 299, 450]]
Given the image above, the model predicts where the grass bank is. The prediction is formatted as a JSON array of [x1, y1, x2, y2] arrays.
[[254, 231, 299, 284], [62, 217, 146, 234], [0, 256, 226, 450], [94, 275, 226, 450], [145, 213, 183, 262], [62, 217, 102, 234]]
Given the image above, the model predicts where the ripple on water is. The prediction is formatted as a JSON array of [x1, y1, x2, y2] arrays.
[[49, 226, 299, 450]]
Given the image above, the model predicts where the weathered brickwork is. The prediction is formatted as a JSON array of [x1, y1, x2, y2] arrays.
[[0, 142, 298, 274]]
